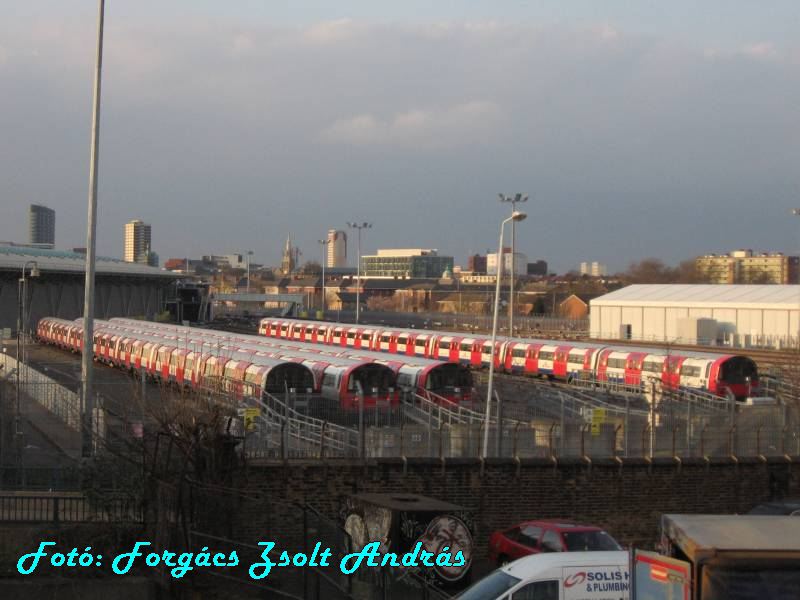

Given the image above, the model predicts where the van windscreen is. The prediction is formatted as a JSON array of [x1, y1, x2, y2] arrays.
[[455, 569, 520, 600]]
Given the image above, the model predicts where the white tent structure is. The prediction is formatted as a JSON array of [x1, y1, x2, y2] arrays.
[[590, 284, 800, 348]]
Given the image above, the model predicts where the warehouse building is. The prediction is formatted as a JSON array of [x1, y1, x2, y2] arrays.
[[0, 245, 178, 334], [589, 284, 800, 348]]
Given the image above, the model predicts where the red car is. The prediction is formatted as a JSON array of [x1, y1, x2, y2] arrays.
[[488, 520, 622, 565]]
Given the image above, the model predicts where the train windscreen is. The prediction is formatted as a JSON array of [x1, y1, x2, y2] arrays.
[[349, 364, 395, 394], [718, 356, 758, 384], [264, 364, 315, 394], [425, 364, 473, 391]]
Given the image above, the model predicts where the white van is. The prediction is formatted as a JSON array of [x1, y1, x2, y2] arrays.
[[456, 551, 629, 600]]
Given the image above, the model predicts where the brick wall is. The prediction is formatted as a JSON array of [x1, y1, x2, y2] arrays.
[[232, 456, 800, 558]]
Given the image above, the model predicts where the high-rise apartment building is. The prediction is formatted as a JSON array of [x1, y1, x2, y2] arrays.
[[695, 250, 799, 284], [326, 229, 347, 268], [124, 220, 154, 265], [580, 261, 607, 277], [28, 204, 55, 247]]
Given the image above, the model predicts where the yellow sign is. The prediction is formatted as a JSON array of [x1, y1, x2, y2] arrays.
[[244, 408, 261, 432], [591, 408, 606, 436]]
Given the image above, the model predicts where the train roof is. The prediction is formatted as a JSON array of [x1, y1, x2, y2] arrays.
[[103, 320, 384, 368], [265, 318, 753, 362]]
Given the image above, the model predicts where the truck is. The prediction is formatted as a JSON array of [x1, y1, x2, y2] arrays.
[[634, 514, 800, 599]]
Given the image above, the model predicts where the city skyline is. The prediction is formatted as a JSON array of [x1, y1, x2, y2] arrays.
[[2, 3, 799, 272]]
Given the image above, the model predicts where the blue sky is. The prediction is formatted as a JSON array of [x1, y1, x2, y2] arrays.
[[1, 2, 799, 272]]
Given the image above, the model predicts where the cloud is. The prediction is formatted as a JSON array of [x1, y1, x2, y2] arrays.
[[319, 101, 502, 147], [0, 15, 799, 271], [705, 41, 780, 61], [302, 18, 359, 44]]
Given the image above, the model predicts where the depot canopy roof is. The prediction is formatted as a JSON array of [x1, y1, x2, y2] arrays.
[[591, 284, 800, 310]]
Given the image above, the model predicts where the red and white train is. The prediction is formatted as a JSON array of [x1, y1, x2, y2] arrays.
[[103, 318, 473, 405], [257, 318, 760, 400], [36, 317, 474, 409]]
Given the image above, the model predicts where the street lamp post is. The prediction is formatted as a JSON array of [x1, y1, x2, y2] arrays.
[[318, 239, 329, 313], [499, 194, 528, 336], [482, 211, 527, 458], [792, 209, 800, 347], [80, 0, 105, 458], [347, 222, 372, 324], [246, 250, 253, 294], [16, 260, 40, 436]]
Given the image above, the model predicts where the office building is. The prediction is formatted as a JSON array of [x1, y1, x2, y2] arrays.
[[527, 260, 548, 276], [28, 204, 55, 247], [362, 249, 454, 279], [326, 230, 347, 268], [467, 254, 487, 274]]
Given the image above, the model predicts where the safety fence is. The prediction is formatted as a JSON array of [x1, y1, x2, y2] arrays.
[[0, 493, 142, 523], [237, 384, 799, 462], [0, 353, 81, 431], [591, 331, 800, 352]]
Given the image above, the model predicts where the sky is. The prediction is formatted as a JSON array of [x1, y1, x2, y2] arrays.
[[1, 2, 800, 273]]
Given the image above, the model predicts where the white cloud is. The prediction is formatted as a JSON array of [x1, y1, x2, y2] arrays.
[[704, 41, 780, 61], [319, 101, 502, 147], [741, 42, 778, 59], [302, 19, 358, 44]]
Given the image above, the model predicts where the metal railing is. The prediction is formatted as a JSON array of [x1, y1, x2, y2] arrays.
[[233, 378, 798, 461], [0, 493, 142, 523]]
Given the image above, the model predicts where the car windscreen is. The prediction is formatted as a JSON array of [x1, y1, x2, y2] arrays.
[[562, 531, 622, 552], [456, 569, 521, 600]]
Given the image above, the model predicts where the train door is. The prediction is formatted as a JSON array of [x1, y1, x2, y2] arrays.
[[162, 348, 174, 379], [175, 350, 187, 382], [468, 340, 481, 367], [596, 349, 613, 382], [524, 344, 541, 375], [625, 353, 646, 386], [663, 356, 684, 389], [552, 346, 571, 378]]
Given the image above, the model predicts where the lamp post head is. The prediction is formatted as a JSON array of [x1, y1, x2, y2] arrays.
[[511, 211, 527, 222]]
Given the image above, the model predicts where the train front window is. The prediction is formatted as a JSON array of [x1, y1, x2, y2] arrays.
[[719, 356, 758, 384]]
